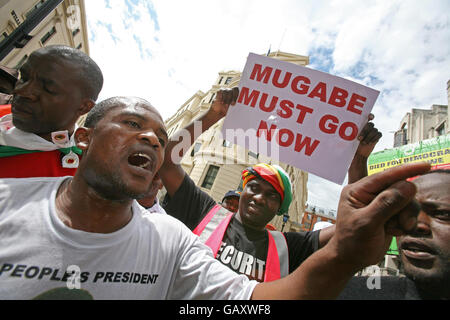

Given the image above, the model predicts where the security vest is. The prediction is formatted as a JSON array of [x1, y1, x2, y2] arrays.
[[193, 204, 289, 282]]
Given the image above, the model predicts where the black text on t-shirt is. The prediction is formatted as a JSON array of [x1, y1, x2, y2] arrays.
[[216, 242, 265, 282]]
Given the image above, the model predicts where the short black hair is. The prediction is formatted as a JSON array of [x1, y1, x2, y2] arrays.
[[84, 96, 156, 128], [84, 97, 126, 128], [33, 45, 103, 101]]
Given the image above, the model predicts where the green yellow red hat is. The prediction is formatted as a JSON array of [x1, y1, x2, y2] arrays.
[[241, 163, 293, 215]]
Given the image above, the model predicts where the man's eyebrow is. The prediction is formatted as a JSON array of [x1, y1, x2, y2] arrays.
[[119, 111, 169, 139], [421, 200, 450, 209]]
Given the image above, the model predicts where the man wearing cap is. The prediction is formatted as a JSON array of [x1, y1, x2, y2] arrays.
[[159, 88, 382, 282], [221, 190, 241, 213]]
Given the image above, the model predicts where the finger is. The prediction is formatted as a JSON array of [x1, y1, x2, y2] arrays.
[[371, 131, 383, 143], [358, 122, 374, 141], [362, 180, 417, 226], [362, 128, 381, 144], [350, 162, 430, 203], [368, 113, 375, 121]]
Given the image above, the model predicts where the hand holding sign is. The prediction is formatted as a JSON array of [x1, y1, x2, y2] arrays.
[[222, 53, 380, 184], [210, 87, 239, 119], [356, 114, 382, 158]]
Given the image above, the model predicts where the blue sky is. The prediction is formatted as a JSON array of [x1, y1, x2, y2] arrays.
[[85, 0, 450, 211]]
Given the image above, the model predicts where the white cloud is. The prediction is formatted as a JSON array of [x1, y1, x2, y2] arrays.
[[307, 174, 345, 211], [85, 0, 450, 211]]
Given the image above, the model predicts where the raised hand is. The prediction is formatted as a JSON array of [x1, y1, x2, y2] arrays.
[[209, 87, 239, 119]]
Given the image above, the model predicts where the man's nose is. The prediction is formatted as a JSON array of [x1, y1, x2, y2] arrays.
[[13, 79, 38, 101], [412, 210, 432, 236], [252, 192, 266, 205], [138, 130, 160, 148]]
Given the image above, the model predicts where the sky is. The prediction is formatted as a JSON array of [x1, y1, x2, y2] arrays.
[[84, 0, 450, 212]]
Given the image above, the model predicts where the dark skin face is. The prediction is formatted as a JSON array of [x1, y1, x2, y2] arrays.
[[397, 172, 450, 298], [77, 99, 168, 201], [222, 196, 239, 213], [55, 98, 168, 233], [237, 178, 281, 231], [0, 77, 15, 95], [11, 51, 94, 141], [137, 173, 164, 208]]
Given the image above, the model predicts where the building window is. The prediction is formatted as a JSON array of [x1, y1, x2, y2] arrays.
[[76, 43, 82, 50], [26, 1, 46, 19], [10, 10, 21, 26], [436, 123, 445, 136], [14, 34, 33, 48], [218, 77, 223, 84], [201, 165, 220, 189], [0, 32, 8, 43], [208, 93, 216, 103], [41, 26, 56, 44], [72, 28, 80, 37], [225, 77, 232, 84], [190, 142, 202, 157]]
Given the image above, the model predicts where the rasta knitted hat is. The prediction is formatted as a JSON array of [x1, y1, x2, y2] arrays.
[[241, 163, 293, 215]]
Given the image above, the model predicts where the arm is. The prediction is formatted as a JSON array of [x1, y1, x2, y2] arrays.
[[316, 116, 381, 248], [251, 162, 430, 299], [158, 88, 239, 196], [161, 173, 216, 229], [318, 224, 335, 248], [348, 114, 382, 184]]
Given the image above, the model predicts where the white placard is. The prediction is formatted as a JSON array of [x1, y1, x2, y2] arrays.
[[221, 53, 379, 184]]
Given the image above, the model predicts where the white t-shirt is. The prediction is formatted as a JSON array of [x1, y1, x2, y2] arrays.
[[0, 177, 257, 300], [146, 198, 167, 214]]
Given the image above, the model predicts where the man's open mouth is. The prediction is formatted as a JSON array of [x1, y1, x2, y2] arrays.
[[128, 152, 152, 170]]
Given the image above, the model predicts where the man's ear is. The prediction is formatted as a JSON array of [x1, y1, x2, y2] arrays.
[[74, 127, 91, 150], [78, 99, 95, 116]]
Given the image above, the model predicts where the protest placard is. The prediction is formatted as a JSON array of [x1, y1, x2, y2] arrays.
[[368, 133, 450, 175], [221, 53, 380, 184]]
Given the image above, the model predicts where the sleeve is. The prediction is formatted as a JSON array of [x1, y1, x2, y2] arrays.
[[161, 174, 217, 230], [167, 220, 258, 300], [284, 230, 321, 273]]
